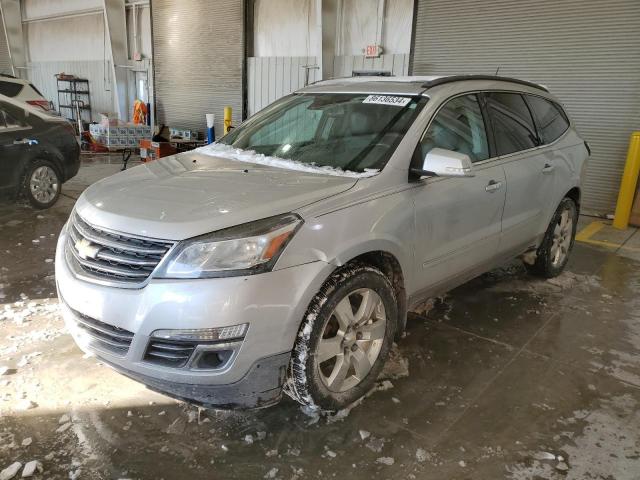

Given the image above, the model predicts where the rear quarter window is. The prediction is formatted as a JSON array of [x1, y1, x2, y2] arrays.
[[0, 80, 24, 98], [28, 83, 44, 97], [525, 95, 570, 144]]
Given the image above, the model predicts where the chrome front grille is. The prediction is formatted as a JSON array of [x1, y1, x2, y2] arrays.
[[65, 212, 174, 286], [69, 305, 134, 356]]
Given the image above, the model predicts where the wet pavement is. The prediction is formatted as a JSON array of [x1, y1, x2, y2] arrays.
[[1, 155, 640, 479]]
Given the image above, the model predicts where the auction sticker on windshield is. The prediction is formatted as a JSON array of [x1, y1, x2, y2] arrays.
[[363, 95, 412, 107]]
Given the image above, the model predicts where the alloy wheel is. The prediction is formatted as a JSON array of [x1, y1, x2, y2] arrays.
[[316, 288, 387, 393], [551, 207, 574, 266], [30, 166, 59, 204]]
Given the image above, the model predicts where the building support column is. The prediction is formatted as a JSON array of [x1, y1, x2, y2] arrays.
[[321, 0, 338, 79], [0, 0, 26, 76], [103, 0, 128, 120]]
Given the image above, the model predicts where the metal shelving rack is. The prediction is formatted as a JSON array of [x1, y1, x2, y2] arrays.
[[56, 77, 92, 123]]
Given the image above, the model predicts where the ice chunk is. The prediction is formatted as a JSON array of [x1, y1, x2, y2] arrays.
[[21, 460, 42, 477], [533, 452, 556, 461], [0, 462, 22, 480], [56, 423, 72, 433], [264, 467, 278, 479], [366, 437, 385, 453], [416, 448, 428, 462]]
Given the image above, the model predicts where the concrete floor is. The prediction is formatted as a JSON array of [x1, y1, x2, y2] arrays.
[[1, 155, 640, 479]]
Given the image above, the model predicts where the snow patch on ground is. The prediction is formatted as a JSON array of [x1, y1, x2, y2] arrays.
[[486, 269, 601, 296], [196, 143, 380, 178], [506, 394, 640, 479]]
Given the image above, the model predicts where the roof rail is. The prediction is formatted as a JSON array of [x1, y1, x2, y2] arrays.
[[0, 73, 18, 79], [421, 75, 548, 92]]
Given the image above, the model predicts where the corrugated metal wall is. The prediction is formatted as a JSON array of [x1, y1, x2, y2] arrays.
[[247, 56, 319, 116], [26, 60, 118, 120], [0, 6, 12, 75], [151, 0, 244, 135], [411, 0, 640, 214], [246, 54, 410, 117]]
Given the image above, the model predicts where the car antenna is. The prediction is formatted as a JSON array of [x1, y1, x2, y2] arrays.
[[494, 66, 501, 76]]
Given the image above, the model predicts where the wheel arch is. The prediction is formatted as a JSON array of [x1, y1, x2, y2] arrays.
[[565, 186, 581, 213], [19, 149, 65, 187], [333, 248, 408, 339]]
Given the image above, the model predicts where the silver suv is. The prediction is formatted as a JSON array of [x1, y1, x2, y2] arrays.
[[55, 76, 589, 411]]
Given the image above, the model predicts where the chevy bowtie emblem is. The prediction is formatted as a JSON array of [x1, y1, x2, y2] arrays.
[[75, 238, 100, 260]]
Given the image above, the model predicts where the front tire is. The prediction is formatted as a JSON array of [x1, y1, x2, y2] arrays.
[[526, 197, 577, 278], [286, 264, 397, 411], [23, 160, 61, 209]]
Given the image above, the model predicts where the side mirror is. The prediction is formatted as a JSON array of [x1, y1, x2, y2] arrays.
[[410, 148, 475, 178]]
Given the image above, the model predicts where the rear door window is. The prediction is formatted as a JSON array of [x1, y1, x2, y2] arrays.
[[0, 80, 24, 98], [486, 92, 538, 156], [0, 103, 29, 130], [525, 95, 570, 144]]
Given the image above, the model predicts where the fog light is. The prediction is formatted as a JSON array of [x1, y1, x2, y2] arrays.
[[152, 323, 248, 342], [195, 350, 233, 369]]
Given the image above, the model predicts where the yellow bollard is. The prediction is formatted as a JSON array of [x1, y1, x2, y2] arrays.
[[224, 106, 232, 135], [613, 131, 640, 230]]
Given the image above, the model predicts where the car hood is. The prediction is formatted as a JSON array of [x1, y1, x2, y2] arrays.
[[75, 152, 357, 240]]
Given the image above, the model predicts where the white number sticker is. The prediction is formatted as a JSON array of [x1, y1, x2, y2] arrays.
[[363, 95, 411, 107]]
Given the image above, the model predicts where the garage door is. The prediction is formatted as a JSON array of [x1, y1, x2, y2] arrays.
[[410, 0, 640, 214], [0, 7, 12, 75], [151, 0, 244, 136]]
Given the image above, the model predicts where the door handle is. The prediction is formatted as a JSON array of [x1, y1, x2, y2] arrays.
[[542, 163, 555, 174], [485, 180, 503, 193], [13, 138, 38, 146]]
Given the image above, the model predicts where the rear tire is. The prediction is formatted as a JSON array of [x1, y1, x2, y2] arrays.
[[22, 160, 61, 209], [286, 263, 397, 411], [525, 197, 577, 278]]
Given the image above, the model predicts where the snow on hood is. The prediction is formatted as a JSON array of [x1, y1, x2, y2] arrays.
[[196, 143, 380, 179]]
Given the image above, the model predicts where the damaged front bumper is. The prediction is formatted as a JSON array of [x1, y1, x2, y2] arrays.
[[54, 227, 334, 409], [101, 351, 291, 409]]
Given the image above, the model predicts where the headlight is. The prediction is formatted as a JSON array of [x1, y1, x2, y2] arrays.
[[154, 213, 303, 279]]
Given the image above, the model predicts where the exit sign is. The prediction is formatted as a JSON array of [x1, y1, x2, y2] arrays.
[[365, 44, 382, 58]]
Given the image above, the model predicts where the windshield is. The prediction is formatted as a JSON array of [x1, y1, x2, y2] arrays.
[[218, 93, 427, 174]]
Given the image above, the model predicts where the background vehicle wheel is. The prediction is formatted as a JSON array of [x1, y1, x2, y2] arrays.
[[23, 160, 61, 209], [525, 197, 577, 278], [286, 263, 398, 411]]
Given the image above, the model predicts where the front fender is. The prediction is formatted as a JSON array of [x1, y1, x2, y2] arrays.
[[276, 191, 416, 293]]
